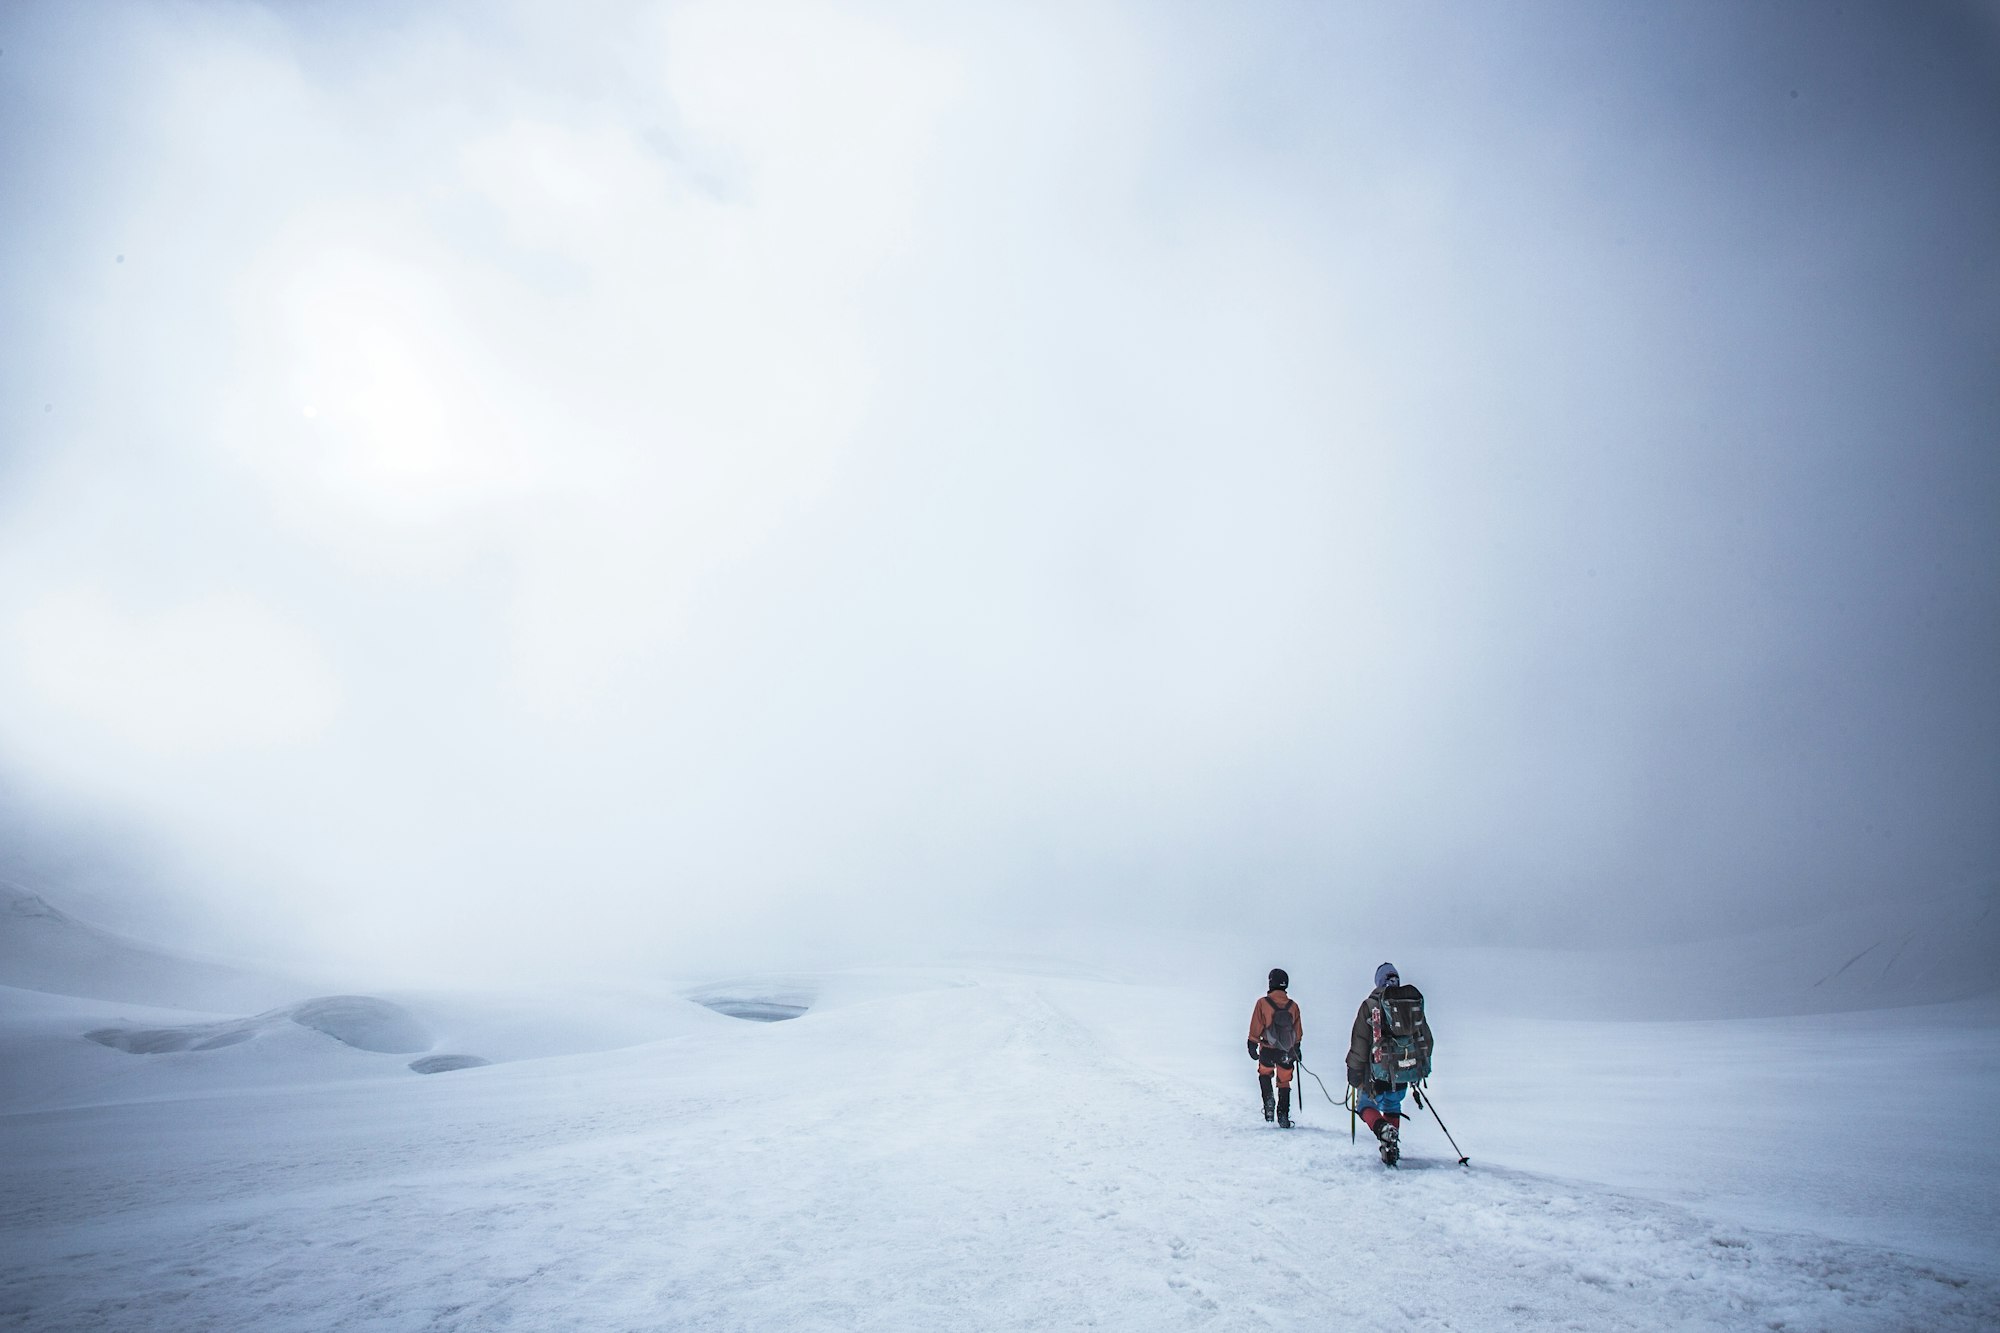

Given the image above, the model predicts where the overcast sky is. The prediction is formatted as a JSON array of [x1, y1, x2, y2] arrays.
[[1, 1, 1995, 979]]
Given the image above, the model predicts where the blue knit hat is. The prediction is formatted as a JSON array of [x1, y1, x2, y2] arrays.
[[1374, 962, 1399, 988]]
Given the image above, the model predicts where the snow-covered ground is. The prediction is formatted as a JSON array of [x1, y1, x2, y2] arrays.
[[2, 890, 1997, 1330]]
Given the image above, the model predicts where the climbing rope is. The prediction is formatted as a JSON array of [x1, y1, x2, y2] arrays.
[[1294, 1060, 1344, 1108]]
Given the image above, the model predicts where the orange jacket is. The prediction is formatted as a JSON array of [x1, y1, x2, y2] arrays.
[[1248, 990, 1303, 1049]]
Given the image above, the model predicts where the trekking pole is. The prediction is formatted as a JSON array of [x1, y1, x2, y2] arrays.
[[1413, 1086, 1469, 1166]]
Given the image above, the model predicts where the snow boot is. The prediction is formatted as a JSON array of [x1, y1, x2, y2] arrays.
[[1377, 1116, 1400, 1166], [1277, 1087, 1292, 1129], [1259, 1073, 1275, 1122]]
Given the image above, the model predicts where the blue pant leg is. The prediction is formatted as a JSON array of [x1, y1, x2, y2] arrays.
[[1358, 1085, 1408, 1117]]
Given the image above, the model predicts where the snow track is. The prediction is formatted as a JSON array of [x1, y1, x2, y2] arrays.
[[1, 971, 1995, 1330]]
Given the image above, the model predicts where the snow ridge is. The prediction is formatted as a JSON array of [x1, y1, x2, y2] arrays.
[[0, 880, 297, 1012], [85, 994, 431, 1057]]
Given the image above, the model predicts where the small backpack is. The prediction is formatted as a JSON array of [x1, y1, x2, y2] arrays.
[[1368, 984, 1433, 1085], [1262, 995, 1298, 1052]]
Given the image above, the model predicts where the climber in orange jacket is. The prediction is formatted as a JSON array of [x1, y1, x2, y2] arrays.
[[1246, 967, 1303, 1128]]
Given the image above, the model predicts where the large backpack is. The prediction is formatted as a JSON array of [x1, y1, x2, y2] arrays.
[[1368, 984, 1433, 1085], [1261, 995, 1298, 1052]]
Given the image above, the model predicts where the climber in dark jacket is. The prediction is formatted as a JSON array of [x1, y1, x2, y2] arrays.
[[1346, 961, 1433, 1164]]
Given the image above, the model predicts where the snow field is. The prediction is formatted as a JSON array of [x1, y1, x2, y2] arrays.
[[2, 968, 1996, 1331], [1442, 999, 2000, 1275]]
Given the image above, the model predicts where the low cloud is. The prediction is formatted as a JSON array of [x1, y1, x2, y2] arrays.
[[0, 0, 1994, 978]]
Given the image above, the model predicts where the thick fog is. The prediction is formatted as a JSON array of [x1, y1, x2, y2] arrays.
[[0, 1, 1994, 979]]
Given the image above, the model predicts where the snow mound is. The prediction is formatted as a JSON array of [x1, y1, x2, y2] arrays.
[[86, 995, 432, 1057], [0, 882, 297, 1011], [2, 980, 712, 1115], [84, 1016, 260, 1054], [287, 996, 431, 1053]]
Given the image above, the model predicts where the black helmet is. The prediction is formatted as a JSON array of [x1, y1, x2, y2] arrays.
[[1268, 967, 1289, 991]]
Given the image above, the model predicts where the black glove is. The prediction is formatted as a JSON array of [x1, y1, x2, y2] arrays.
[[1247, 1038, 1260, 1061], [1345, 1064, 1362, 1088], [1370, 1078, 1391, 1096]]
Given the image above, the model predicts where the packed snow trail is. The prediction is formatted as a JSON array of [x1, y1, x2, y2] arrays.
[[1, 970, 1995, 1331]]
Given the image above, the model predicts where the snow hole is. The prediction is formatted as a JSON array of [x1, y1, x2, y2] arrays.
[[686, 982, 813, 1022]]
